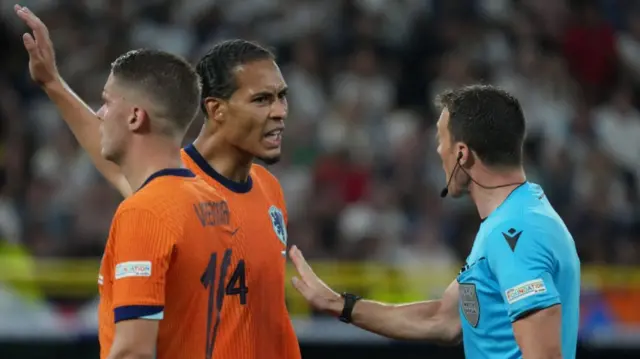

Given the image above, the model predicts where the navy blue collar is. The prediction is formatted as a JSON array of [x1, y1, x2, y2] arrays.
[[183, 143, 253, 194], [138, 168, 195, 191]]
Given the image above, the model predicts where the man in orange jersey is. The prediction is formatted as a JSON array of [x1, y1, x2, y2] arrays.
[[16, 5, 300, 359], [92, 48, 238, 359], [19, 7, 238, 359]]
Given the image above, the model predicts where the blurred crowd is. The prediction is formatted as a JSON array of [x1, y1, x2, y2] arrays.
[[0, 0, 639, 276]]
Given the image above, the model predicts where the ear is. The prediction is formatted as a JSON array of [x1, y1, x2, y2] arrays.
[[203, 97, 225, 124], [129, 107, 149, 132], [456, 142, 470, 166]]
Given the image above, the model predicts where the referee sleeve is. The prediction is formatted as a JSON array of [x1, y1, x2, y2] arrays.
[[486, 223, 561, 322]]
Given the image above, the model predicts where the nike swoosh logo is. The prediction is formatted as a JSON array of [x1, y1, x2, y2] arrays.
[[230, 228, 240, 236]]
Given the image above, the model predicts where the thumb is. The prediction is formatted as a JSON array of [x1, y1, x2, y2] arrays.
[[22, 33, 38, 55]]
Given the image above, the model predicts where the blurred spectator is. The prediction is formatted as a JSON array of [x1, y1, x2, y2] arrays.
[[592, 83, 640, 191], [1, 0, 640, 313], [562, 1, 618, 104]]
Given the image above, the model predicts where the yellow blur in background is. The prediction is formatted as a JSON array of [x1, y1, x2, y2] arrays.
[[1, 253, 639, 325]]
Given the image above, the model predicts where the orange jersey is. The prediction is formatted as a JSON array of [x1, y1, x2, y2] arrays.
[[98, 168, 246, 359], [180, 144, 301, 359]]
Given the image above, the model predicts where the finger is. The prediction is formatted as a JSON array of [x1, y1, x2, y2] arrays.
[[289, 247, 316, 283], [15, 8, 39, 38], [288, 246, 308, 273], [288, 245, 300, 265], [291, 276, 311, 296], [21, 6, 48, 33], [15, 7, 49, 44], [292, 246, 313, 272], [22, 33, 38, 54]]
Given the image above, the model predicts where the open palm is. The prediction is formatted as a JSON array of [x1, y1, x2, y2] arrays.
[[14, 5, 59, 86], [288, 245, 342, 313]]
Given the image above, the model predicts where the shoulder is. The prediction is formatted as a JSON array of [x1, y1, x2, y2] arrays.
[[483, 211, 561, 258], [250, 164, 282, 188], [120, 176, 222, 216], [250, 163, 285, 199], [250, 164, 288, 216]]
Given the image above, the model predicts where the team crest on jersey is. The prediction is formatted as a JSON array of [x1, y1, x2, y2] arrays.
[[459, 283, 480, 327], [268, 206, 287, 246]]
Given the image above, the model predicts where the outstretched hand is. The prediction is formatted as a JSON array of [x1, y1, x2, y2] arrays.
[[14, 5, 60, 86], [288, 245, 343, 315]]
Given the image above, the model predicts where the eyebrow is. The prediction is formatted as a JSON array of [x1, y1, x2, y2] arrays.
[[251, 87, 288, 98]]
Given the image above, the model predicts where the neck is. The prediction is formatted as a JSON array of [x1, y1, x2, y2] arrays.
[[468, 166, 526, 219], [119, 137, 183, 191], [193, 125, 253, 183]]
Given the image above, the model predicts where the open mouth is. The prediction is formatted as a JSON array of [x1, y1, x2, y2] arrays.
[[263, 128, 283, 146]]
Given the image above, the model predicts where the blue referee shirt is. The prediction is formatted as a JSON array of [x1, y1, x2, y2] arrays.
[[457, 182, 580, 359]]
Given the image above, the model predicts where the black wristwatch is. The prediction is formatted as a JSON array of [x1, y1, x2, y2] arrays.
[[338, 292, 362, 324]]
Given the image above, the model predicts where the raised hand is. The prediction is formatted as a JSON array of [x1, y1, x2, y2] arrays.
[[288, 245, 343, 314], [14, 5, 60, 87]]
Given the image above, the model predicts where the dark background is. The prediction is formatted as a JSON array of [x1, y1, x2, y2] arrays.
[[1, 0, 640, 357]]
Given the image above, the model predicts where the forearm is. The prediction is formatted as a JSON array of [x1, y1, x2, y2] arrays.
[[107, 350, 154, 359], [42, 79, 131, 197], [107, 338, 155, 359], [330, 298, 460, 343]]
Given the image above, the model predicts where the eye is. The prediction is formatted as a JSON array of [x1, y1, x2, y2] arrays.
[[253, 95, 270, 104]]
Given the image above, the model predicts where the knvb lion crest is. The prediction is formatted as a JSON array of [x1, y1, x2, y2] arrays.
[[269, 206, 287, 246], [459, 283, 480, 327]]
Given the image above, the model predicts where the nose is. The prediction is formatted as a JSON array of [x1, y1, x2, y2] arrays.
[[269, 98, 288, 121], [96, 105, 106, 121]]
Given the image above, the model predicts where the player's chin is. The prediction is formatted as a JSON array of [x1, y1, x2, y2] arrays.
[[101, 147, 113, 161], [254, 137, 282, 165], [450, 190, 465, 199], [256, 150, 281, 165], [448, 186, 466, 199], [102, 146, 121, 164]]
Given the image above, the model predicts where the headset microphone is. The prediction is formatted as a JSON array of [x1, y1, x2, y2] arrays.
[[440, 152, 463, 198]]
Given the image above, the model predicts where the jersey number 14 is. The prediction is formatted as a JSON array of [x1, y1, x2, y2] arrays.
[[200, 249, 248, 359]]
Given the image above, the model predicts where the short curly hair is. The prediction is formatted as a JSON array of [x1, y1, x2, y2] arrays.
[[435, 84, 526, 167]]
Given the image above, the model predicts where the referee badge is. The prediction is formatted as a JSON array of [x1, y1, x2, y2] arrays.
[[459, 283, 480, 327], [268, 206, 287, 246]]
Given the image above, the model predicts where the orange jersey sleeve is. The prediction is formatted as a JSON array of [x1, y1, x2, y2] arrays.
[[251, 164, 289, 225], [110, 208, 176, 321], [98, 169, 197, 359]]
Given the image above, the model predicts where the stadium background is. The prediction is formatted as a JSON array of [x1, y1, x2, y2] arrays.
[[0, 0, 639, 357]]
